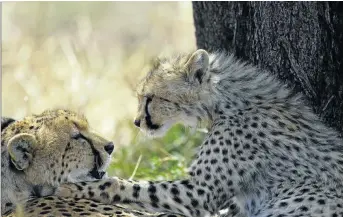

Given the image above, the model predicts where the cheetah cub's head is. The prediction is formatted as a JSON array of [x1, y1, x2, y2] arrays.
[[134, 49, 211, 137]]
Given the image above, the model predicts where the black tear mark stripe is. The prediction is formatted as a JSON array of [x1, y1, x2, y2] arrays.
[[72, 133, 103, 178], [145, 97, 160, 130], [80, 134, 104, 177]]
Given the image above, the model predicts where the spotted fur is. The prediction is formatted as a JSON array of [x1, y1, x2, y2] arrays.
[[57, 50, 343, 217], [1, 110, 182, 217]]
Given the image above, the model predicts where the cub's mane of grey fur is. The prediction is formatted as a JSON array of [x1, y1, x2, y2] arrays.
[[199, 51, 341, 140], [207, 52, 301, 105]]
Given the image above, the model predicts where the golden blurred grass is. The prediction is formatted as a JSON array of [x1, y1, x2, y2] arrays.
[[2, 2, 195, 143], [2, 2, 201, 180]]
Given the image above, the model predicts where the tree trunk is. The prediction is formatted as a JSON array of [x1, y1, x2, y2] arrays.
[[193, 2, 343, 135]]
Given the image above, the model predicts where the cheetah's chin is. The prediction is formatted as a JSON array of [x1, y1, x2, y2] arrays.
[[68, 170, 108, 183], [80, 171, 107, 181], [142, 121, 174, 138]]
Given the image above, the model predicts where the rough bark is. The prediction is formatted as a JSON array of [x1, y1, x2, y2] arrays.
[[193, 2, 343, 135]]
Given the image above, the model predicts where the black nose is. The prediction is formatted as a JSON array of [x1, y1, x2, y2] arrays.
[[134, 119, 141, 127], [104, 142, 114, 155]]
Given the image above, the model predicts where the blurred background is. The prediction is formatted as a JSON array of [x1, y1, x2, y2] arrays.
[[2, 2, 204, 180]]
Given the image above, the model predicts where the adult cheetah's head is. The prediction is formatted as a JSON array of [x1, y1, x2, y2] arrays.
[[134, 49, 211, 137], [1, 109, 114, 194]]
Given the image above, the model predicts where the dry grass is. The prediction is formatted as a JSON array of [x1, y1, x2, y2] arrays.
[[2, 2, 195, 144], [2, 2, 201, 180]]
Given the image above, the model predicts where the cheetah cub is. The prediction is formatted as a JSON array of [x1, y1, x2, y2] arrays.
[[57, 50, 343, 217]]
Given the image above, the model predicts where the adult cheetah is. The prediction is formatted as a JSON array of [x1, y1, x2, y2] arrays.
[[57, 50, 343, 217], [1, 109, 182, 217]]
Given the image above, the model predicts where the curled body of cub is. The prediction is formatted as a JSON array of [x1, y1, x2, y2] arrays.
[[57, 50, 343, 217], [1, 110, 181, 217]]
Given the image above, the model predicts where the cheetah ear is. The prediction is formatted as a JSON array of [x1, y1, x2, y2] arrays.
[[8, 133, 37, 170], [185, 49, 209, 83]]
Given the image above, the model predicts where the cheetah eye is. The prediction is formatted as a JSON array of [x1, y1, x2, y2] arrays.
[[146, 94, 171, 103], [71, 133, 89, 144], [144, 95, 154, 102], [71, 133, 82, 139]]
